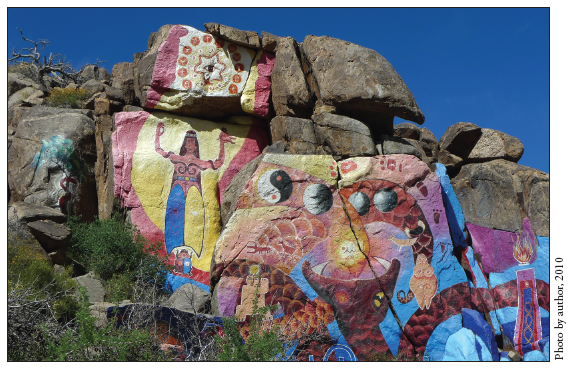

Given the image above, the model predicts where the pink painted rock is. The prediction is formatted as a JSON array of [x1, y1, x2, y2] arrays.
[[136, 25, 256, 119], [112, 111, 268, 291], [212, 153, 470, 360], [241, 50, 275, 117]]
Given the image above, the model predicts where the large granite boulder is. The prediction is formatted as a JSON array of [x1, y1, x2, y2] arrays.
[[165, 282, 211, 314], [269, 116, 320, 154], [467, 128, 524, 163], [134, 25, 256, 119], [300, 35, 425, 127], [112, 111, 268, 293], [107, 62, 137, 105], [438, 122, 482, 161], [8, 72, 41, 98], [451, 159, 549, 236], [271, 37, 312, 117], [204, 22, 261, 49], [8, 106, 98, 221], [312, 112, 377, 158]]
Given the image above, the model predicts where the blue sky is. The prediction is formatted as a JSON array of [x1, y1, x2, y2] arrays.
[[7, 8, 549, 173]]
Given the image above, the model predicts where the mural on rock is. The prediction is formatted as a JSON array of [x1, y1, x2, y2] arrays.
[[212, 153, 550, 360], [146, 25, 256, 111], [31, 135, 88, 215], [112, 111, 268, 291]]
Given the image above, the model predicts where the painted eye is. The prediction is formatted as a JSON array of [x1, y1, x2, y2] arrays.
[[373, 188, 398, 213], [348, 191, 370, 216], [303, 183, 333, 215]]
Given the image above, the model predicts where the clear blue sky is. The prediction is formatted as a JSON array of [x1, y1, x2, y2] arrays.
[[7, 8, 549, 174]]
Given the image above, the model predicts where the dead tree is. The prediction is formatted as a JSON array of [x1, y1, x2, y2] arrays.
[[9, 28, 106, 91]]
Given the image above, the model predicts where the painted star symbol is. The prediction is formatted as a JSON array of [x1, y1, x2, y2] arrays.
[[193, 53, 227, 85]]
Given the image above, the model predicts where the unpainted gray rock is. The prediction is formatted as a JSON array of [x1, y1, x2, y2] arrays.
[[21, 89, 44, 106], [439, 122, 482, 160], [378, 135, 424, 160], [204, 22, 261, 49], [437, 149, 464, 172], [393, 122, 421, 140], [312, 112, 376, 158], [420, 127, 439, 147], [271, 37, 312, 117], [81, 79, 107, 96], [467, 128, 524, 163], [8, 73, 40, 98], [80, 65, 112, 83], [8, 106, 98, 221], [110, 62, 136, 105], [451, 159, 549, 236], [165, 283, 211, 314], [74, 271, 105, 303], [26, 220, 71, 252], [261, 31, 284, 52], [301, 35, 424, 124], [8, 86, 37, 111], [270, 116, 319, 154]]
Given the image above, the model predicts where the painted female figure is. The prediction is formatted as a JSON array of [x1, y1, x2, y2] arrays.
[[155, 122, 235, 275]]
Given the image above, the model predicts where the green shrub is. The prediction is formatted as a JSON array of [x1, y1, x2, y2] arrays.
[[215, 284, 287, 361], [8, 237, 79, 321], [42, 287, 171, 361], [45, 86, 91, 108], [67, 214, 172, 300]]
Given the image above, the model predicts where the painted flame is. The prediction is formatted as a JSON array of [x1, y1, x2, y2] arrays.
[[513, 234, 533, 265]]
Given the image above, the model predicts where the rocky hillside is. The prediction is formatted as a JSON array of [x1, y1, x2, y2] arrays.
[[7, 22, 549, 361]]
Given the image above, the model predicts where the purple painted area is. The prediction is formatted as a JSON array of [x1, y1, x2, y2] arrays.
[[217, 282, 241, 317], [253, 51, 275, 117], [466, 219, 537, 274]]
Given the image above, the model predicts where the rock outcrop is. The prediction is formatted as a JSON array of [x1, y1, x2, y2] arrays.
[[7, 22, 549, 362]]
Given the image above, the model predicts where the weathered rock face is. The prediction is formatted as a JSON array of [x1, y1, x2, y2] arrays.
[[204, 22, 261, 49], [301, 35, 425, 126], [8, 202, 70, 265], [8, 106, 98, 221], [312, 112, 377, 158], [271, 37, 312, 117], [112, 110, 269, 292], [467, 128, 524, 163], [451, 159, 549, 236]]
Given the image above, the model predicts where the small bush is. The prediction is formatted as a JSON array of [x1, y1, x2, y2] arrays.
[[67, 214, 172, 301], [215, 283, 288, 361], [8, 237, 79, 321], [42, 287, 171, 361], [45, 86, 90, 108]]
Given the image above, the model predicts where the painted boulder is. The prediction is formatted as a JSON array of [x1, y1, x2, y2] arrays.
[[112, 110, 268, 292], [140, 25, 257, 119], [211, 153, 496, 360]]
